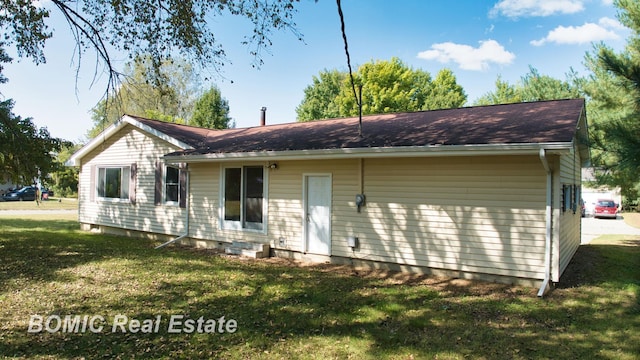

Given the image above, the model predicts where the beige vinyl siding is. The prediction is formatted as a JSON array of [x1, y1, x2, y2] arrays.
[[268, 159, 359, 251], [78, 125, 186, 235], [186, 162, 220, 240], [189, 162, 276, 244], [333, 156, 548, 280], [556, 143, 582, 281], [218, 155, 547, 280]]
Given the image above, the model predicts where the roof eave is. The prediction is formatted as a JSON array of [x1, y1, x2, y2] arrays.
[[66, 115, 194, 166], [163, 142, 574, 164]]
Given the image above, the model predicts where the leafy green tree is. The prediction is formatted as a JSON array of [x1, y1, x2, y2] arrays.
[[0, 0, 302, 90], [190, 86, 233, 129], [425, 68, 468, 110], [473, 67, 580, 106], [296, 70, 346, 121], [336, 58, 432, 116], [0, 100, 66, 185], [474, 76, 521, 105], [519, 67, 581, 101], [297, 58, 466, 121], [88, 56, 198, 137], [50, 143, 81, 198]]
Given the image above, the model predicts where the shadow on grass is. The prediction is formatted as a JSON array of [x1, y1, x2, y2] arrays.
[[1, 219, 639, 359]]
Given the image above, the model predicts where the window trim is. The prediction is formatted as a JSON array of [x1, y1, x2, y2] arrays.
[[95, 165, 131, 202], [219, 164, 268, 233]]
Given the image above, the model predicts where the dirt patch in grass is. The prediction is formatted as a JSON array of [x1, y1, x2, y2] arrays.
[[214, 254, 537, 299], [623, 212, 640, 229], [555, 245, 603, 288]]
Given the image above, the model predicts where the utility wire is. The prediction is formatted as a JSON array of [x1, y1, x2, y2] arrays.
[[336, 0, 363, 137]]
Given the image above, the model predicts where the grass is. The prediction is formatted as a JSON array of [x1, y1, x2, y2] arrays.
[[0, 198, 78, 211], [0, 215, 638, 359]]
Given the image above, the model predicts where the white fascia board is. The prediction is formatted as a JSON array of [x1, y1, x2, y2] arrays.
[[66, 115, 194, 166], [164, 142, 573, 164]]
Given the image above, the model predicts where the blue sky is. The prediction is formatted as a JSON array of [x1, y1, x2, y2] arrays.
[[1, 0, 629, 142]]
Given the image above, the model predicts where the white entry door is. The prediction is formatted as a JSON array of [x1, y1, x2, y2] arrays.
[[304, 175, 332, 255]]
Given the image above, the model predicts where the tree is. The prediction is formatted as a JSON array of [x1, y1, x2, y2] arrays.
[[473, 67, 580, 106], [474, 76, 521, 105], [296, 69, 346, 121], [190, 86, 234, 129], [50, 143, 81, 198], [0, 0, 302, 93], [425, 68, 468, 110], [582, 0, 640, 205], [88, 56, 199, 137], [296, 58, 467, 121], [0, 99, 66, 185], [519, 67, 581, 101], [337, 58, 430, 117]]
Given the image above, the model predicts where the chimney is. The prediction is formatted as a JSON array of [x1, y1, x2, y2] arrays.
[[260, 107, 267, 126]]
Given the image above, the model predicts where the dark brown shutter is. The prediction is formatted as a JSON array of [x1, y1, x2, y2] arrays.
[[129, 163, 137, 204], [89, 165, 96, 202], [154, 161, 162, 205], [179, 165, 187, 209]]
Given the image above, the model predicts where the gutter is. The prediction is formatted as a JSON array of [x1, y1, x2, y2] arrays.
[[164, 142, 574, 164], [538, 148, 553, 297], [155, 165, 190, 249]]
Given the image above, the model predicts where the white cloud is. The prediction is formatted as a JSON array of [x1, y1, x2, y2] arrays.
[[417, 40, 515, 71], [598, 16, 625, 30], [530, 21, 620, 46], [491, 0, 584, 18], [601, 0, 614, 5]]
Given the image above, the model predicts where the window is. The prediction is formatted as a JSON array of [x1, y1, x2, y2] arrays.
[[154, 162, 186, 208], [165, 166, 180, 203], [222, 166, 265, 230], [97, 166, 130, 199]]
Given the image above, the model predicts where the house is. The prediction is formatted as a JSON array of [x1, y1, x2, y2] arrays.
[[68, 99, 589, 296], [581, 168, 622, 216], [0, 174, 18, 196]]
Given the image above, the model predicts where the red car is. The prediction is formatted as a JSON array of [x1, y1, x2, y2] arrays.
[[594, 199, 618, 219]]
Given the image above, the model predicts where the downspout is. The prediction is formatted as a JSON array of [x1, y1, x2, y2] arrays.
[[538, 148, 552, 297], [155, 165, 190, 249]]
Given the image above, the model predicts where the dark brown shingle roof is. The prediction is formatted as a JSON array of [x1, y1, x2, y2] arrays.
[[132, 99, 585, 156], [128, 116, 215, 148]]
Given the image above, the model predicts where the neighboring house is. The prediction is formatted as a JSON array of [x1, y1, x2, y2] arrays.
[[0, 174, 18, 196], [68, 99, 589, 296], [581, 168, 622, 215]]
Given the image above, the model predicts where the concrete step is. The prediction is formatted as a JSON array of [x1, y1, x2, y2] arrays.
[[225, 242, 270, 259]]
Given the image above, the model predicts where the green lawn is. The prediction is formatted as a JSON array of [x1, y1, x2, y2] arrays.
[[0, 215, 638, 359], [0, 198, 78, 211]]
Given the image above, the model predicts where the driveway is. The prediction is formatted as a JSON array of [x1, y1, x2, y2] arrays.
[[581, 215, 640, 244]]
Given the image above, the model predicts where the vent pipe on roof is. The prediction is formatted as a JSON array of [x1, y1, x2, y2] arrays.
[[260, 107, 267, 126]]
